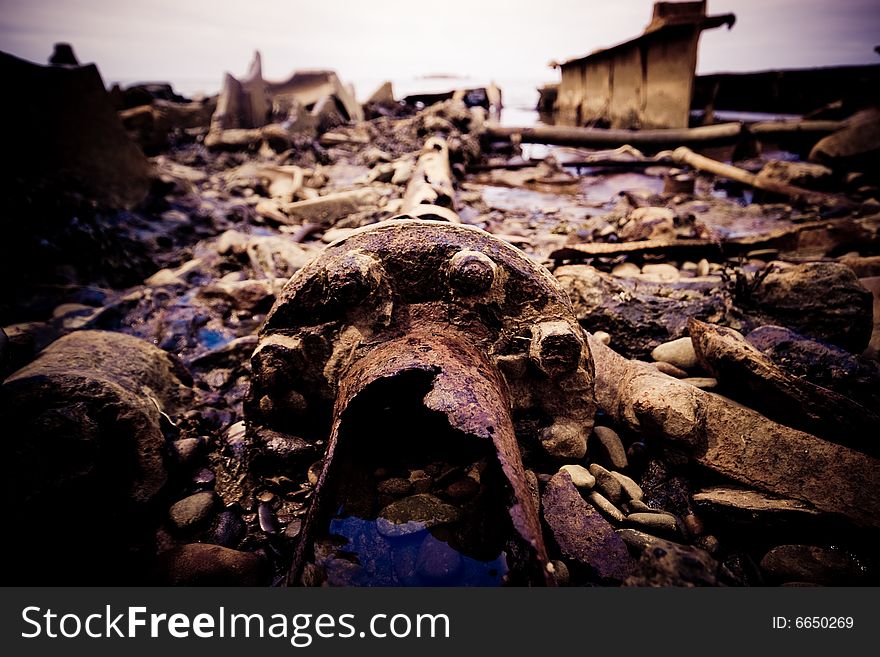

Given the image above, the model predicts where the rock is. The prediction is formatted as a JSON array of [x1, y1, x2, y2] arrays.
[[592, 426, 628, 469], [169, 492, 217, 531], [0, 330, 191, 584], [624, 538, 718, 587], [610, 471, 644, 502], [445, 477, 479, 501], [689, 319, 880, 453], [281, 188, 381, 226], [592, 330, 612, 346], [49, 42, 79, 66], [556, 264, 735, 360], [541, 472, 634, 581], [626, 512, 678, 535], [153, 544, 268, 586], [755, 160, 834, 191], [588, 491, 626, 523], [2, 50, 152, 209], [172, 437, 201, 466], [619, 207, 675, 241], [611, 262, 641, 278], [208, 510, 247, 547], [549, 560, 570, 586], [559, 464, 595, 490], [809, 108, 880, 171], [377, 477, 412, 497], [377, 494, 461, 537], [651, 337, 699, 370], [745, 325, 880, 411], [696, 259, 710, 277], [760, 545, 867, 585], [284, 518, 303, 540], [588, 463, 623, 503], [307, 460, 323, 486], [415, 536, 464, 582], [640, 263, 680, 283], [746, 262, 873, 352]]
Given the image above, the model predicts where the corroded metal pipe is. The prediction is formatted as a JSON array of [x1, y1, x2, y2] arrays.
[[248, 217, 597, 585]]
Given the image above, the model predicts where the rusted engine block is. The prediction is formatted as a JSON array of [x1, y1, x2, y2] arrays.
[[248, 216, 596, 584]]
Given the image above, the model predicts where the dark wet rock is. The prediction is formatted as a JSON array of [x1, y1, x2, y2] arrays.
[[690, 319, 880, 452], [556, 264, 738, 359], [377, 494, 461, 538], [0, 330, 190, 584], [153, 543, 269, 586], [744, 262, 873, 352], [208, 510, 247, 547], [172, 437, 202, 466], [193, 468, 216, 488], [541, 472, 634, 581], [169, 491, 217, 530], [284, 518, 303, 540], [624, 538, 718, 587], [258, 502, 279, 533], [639, 460, 693, 520], [746, 324, 880, 411], [760, 545, 867, 585], [445, 477, 480, 501], [2, 50, 152, 209], [377, 477, 412, 497], [592, 426, 628, 470]]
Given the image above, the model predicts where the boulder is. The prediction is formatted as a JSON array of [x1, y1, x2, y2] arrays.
[[153, 544, 269, 586], [0, 330, 191, 583], [745, 262, 873, 352], [810, 108, 880, 172]]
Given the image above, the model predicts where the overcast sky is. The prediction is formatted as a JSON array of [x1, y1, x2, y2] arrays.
[[1, 0, 878, 91]]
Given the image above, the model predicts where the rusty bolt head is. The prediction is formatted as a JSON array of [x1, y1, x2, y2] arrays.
[[325, 251, 382, 305], [529, 321, 583, 378], [448, 249, 497, 296]]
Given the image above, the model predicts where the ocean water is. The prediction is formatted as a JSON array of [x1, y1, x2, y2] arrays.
[[108, 73, 554, 127]]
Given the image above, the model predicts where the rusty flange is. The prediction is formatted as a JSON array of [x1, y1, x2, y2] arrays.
[[248, 217, 596, 584]]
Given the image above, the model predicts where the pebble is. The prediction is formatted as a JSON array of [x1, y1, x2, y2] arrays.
[[588, 463, 623, 503], [640, 263, 680, 283], [192, 468, 215, 488], [377, 494, 461, 538], [284, 518, 303, 540], [610, 471, 644, 502], [549, 560, 570, 586], [627, 499, 661, 514], [626, 512, 678, 535], [592, 330, 611, 346], [377, 477, 412, 497], [611, 262, 640, 278], [683, 513, 704, 537], [559, 464, 595, 490], [169, 491, 217, 531], [681, 377, 717, 389], [650, 337, 699, 370], [615, 528, 660, 552], [307, 460, 323, 486], [696, 535, 719, 555], [258, 502, 279, 533], [588, 491, 626, 523], [445, 477, 479, 501], [592, 426, 628, 470], [652, 361, 689, 378], [172, 437, 201, 466], [697, 259, 710, 277]]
